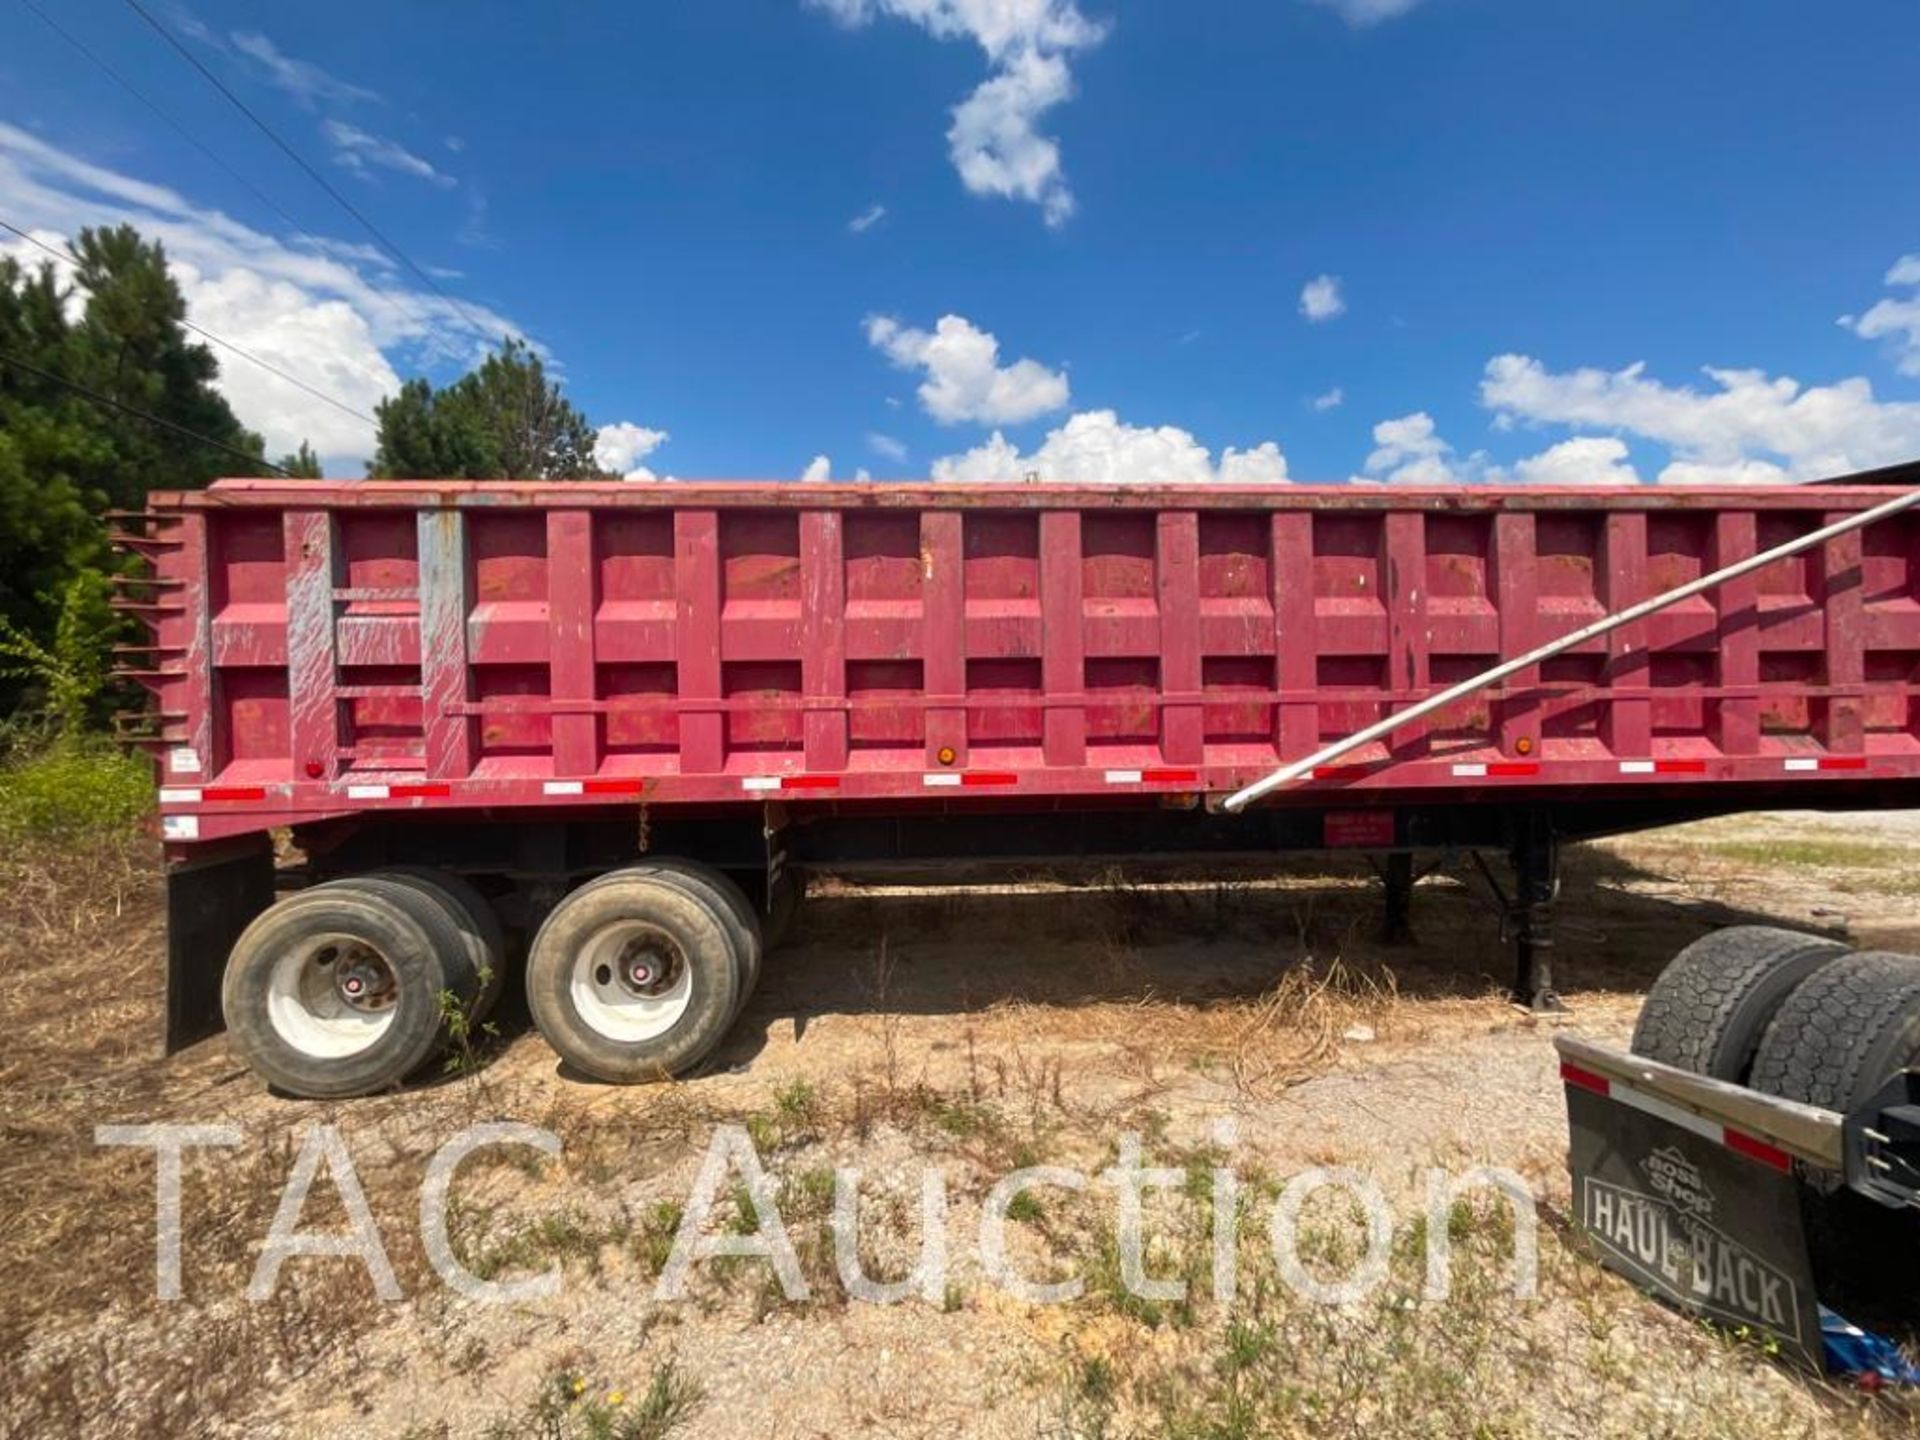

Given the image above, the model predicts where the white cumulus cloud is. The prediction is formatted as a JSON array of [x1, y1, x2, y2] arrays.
[[1480, 353, 1920, 484], [933, 409, 1289, 484], [1843, 253, 1920, 378], [594, 422, 671, 480], [1311, 386, 1344, 411], [1363, 411, 1462, 485], [801, 455, 834, 481], [1300, 273, 1345, 323], [1508, 436, 1642, 487], [805, 0, 1106, 226], [1362, 413, 1641, 487], [0, 120, 521, 471], [866, 312, 1069, 425]]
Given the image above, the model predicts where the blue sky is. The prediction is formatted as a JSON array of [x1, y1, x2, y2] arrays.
[[3, 0, 1919, 483]]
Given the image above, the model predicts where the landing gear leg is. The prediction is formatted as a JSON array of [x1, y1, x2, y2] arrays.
[[1510, 812, 1564, 1013], [1381, 851, 1414, 945]]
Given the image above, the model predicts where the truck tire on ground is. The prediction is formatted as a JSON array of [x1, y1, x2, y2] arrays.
[[221, 881, 464, 1098], [370, 866, 509, 1021], [526, 872, 741, 1082], [1629, 926, 1850, 1082], [576, 860, 763, 1017], [1748, 949, 1920, 1305]]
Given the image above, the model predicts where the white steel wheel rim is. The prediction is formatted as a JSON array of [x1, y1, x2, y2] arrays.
[[569, 920, 693, 1043], [266, 933, 399, 1059]]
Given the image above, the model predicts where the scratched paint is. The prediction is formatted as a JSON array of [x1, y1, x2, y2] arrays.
[[117, 482, 1920, 844]]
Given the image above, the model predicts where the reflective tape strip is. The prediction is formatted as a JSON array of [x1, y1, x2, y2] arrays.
[[1311, 764, 1371, 780], [158, 787, 200, 804], [1454, 762, 1539, 778], [960, 772, 1018, 787], [545, 778, 647, 797], [393, 783, 449, 798], [346, 784, 389, 800], [783, 775, 841, 790], [201, 786, 266, 801], [923, 773, 963, 787], [1784, 758, 1819, 772], [1818, 757, 1868, 771], [1559, 1062, 1792, 1174], [1105, 768, 1200, 784], [1620, 759, 1707, 775], [583, 778, 645, 795], [742, 776, 782, 792]]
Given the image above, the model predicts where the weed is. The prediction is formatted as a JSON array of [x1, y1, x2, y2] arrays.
[[484, 1362, 703, 1440]]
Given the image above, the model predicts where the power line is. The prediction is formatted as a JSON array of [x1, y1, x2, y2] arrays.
[[15, 0, 446, 350], [0, 217, 378, 431], [0, 346, 292, 476], [117, 0, 498, 345]]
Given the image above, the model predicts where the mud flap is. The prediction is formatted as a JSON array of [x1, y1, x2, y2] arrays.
[[1565, 1082, 1823, 1370], [164, 836, 275, 1054]]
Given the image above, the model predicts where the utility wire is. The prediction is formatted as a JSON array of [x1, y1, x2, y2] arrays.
[[0, 346, 292, 476], [1, 217, 378, 431], [15, 0, 457, 355], [117, 0, 497, 345]]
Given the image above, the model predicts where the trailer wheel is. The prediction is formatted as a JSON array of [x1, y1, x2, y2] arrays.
[[1749, 950, 1920, 1112], [576, 861, 762, 1017], [221, 882, 461, 1098], [1629, 926, 1849, 1082], [1749, 950, 1920, 1303], [370, 867, 509, 1021], [526, 873, 740, 1082]]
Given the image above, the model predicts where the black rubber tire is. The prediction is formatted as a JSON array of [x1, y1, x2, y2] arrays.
[[526, 872, 740, 1083], [1748, 949, 1920, 1307], [372, 866, 509, 1021], [222, 882, 463, 1098], [1629, 926, 1850, 1082], [576, 861, 762, 1017], [1749, 950, 1920, 1111]]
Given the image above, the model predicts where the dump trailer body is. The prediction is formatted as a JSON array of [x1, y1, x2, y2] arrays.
[[118, 477, 1920, 1053], [123, 478, 1920, 838]]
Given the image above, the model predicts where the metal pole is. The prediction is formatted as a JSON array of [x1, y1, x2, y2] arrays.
[[1221, 486, 1920, 813]]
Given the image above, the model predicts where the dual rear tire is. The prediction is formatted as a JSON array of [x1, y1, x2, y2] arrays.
[[222, 869, 501, 1099], [1632, 928, 1920, 1307], [526, 863, 764, 1084]]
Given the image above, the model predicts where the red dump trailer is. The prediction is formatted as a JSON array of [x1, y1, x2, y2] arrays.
[[115, 474, 1920, 1097]]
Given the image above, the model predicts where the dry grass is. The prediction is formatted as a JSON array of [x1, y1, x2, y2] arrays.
[[2, 817, 1916, 1436]]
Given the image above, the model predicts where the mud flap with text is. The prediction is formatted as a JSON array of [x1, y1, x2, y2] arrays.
[[1566, 1084, 1823, 1371]]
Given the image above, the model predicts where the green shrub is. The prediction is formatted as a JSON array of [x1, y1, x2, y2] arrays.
[[0, 739, 152, 845]]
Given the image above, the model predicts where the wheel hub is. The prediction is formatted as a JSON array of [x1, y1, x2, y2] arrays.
[[604, 940, 677, 997], [317, 943, 396, 1012]]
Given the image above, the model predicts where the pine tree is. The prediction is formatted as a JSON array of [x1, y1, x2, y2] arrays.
[[369, 338, 607, 479]]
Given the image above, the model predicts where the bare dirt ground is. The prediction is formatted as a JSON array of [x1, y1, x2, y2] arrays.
[[2, 809, 1917, 1439]]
